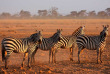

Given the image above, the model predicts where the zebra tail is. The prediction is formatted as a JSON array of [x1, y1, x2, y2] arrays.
[[2, 45, 5, 61]]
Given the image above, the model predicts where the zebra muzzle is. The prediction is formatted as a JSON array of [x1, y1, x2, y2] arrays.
[[38, 39, 42, 44], [59, 37, 62, 41]]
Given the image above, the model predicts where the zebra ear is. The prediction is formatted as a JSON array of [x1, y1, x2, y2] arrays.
[[59, 29, 62, 31], [57, 29, 59, 31], [41, 29, 43, 31], [107, 25, 109, 28], [82, 26, 85, 29], [102, 25, 105, 28], [36, 30, 38, 32], [38, 31, 40, 33], [40, 31, 42, 34], [61, 29, 63, 31]]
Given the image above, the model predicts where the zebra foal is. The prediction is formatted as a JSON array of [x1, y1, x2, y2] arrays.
[[76, 25, 109, 64], [2, 31, 42, 69]]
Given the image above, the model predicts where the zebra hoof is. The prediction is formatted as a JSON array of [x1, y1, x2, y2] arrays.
[[78, 61, 80, 64], [49, 61, 51, 63], [20, 67, 24, 69], [52, 61, 56, 64], [28, 66, 31, 68], [100, 61, 102, 63], [96, 62, 99, 64], [21, 64, 23, 67], [5, 67, 8, 69], [70, 58, 73, 61]]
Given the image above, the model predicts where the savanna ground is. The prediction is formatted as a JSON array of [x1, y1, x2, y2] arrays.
[[0, 19, 110, 74]]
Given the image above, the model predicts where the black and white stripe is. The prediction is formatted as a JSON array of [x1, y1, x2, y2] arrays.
[[51, 26, 85, 63], [76, 25, 109, 63], [2, 31, 42, 69], [31, 29, 62, 63]]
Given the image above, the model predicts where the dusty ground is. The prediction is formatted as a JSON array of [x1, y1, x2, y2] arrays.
[[0, 19, 110, 74]]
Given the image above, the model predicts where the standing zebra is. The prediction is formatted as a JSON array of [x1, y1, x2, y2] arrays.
[[31, 29, 62, 63], [51, 26, 85, 63], [76, 25, 109, 64], [2, 31, 42, 69]]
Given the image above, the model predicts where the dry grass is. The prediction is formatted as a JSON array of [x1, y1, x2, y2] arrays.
[[0, 19, 110, 73], [0, 19, 110, 37]]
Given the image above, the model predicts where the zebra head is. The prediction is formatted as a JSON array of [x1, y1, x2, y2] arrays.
[[80, 26, 85, 35], [100, 25, 109, 36], [57, 29, 62, 41], [72, 26, 85, 36], [51, 29, 62, 42], [30, 31, 42, 44]]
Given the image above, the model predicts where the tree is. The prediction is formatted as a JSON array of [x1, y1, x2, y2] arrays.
[[0, 12, 11, 19], [97, 11, 107, 17], [70, 11, 77, 17], [38, 10, 48, 16], [48, 7, 59, 17], [19, 10, 31, 18], [78, 10, 87, 17], [12, 13, 19, 19], [105, 8, 110, 16], [88, 11, 96, 17]]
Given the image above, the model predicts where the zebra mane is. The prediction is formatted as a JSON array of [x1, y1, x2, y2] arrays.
[[72, 26, 82, 35], [50, 32, 58, 38]]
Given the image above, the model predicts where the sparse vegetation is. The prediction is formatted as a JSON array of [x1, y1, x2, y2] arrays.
[[0, 19, 110, 73], [0, 7, 110, 19]]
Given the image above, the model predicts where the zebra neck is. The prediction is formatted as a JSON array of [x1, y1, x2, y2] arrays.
[[51, 35, 59, 43], [72, 30, 82, 37], [99, 34, 107, 42]]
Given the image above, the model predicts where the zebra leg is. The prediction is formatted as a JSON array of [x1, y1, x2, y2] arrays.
[[28, 54, 31, 68], [100, 50, 103, 63], [52, 49, 57, 63], [52, 50, 54, 63], [78, 45, 84, 64], [31, 55, 35, 64], [97, 49, 99, 64], [52, 50, 56, 63], [5, 51, 11, 69], [5, 55, 9, 69], [5, 57, 8, 69], [78, 50, 81, 64], [78, 48, 83, 64], [49, 49, 52, 63], [21, 52, 28, 67], [70, 47, 73, 61], [54, 48, 59, 63], [31, 49, 38, 64], [31, 47, 39, 64], [54, 50, 56, 63]]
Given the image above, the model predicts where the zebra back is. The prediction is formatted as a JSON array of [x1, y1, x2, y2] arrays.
[[38, 29, 62, 50], [72, 26, 85, 37], [55, 26, 85, 48], [29, 31, 42, 44], [76, 25, 109, 50], [2, 31, 42, 56]]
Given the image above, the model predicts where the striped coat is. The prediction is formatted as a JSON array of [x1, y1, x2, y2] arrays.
[[31, 29, 62, 63], [2, 31, 42, 68], [51, 26, 85, 63], [76, 25, 109, 63]]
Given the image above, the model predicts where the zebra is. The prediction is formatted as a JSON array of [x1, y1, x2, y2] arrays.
[[76, 25, 109, 64], [1, 31, 42, 69], [30, 29, 62, 63], [51, 26, 85, 63]]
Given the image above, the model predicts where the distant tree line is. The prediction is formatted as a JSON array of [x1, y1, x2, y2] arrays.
[[0, 7, 110, 19]]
